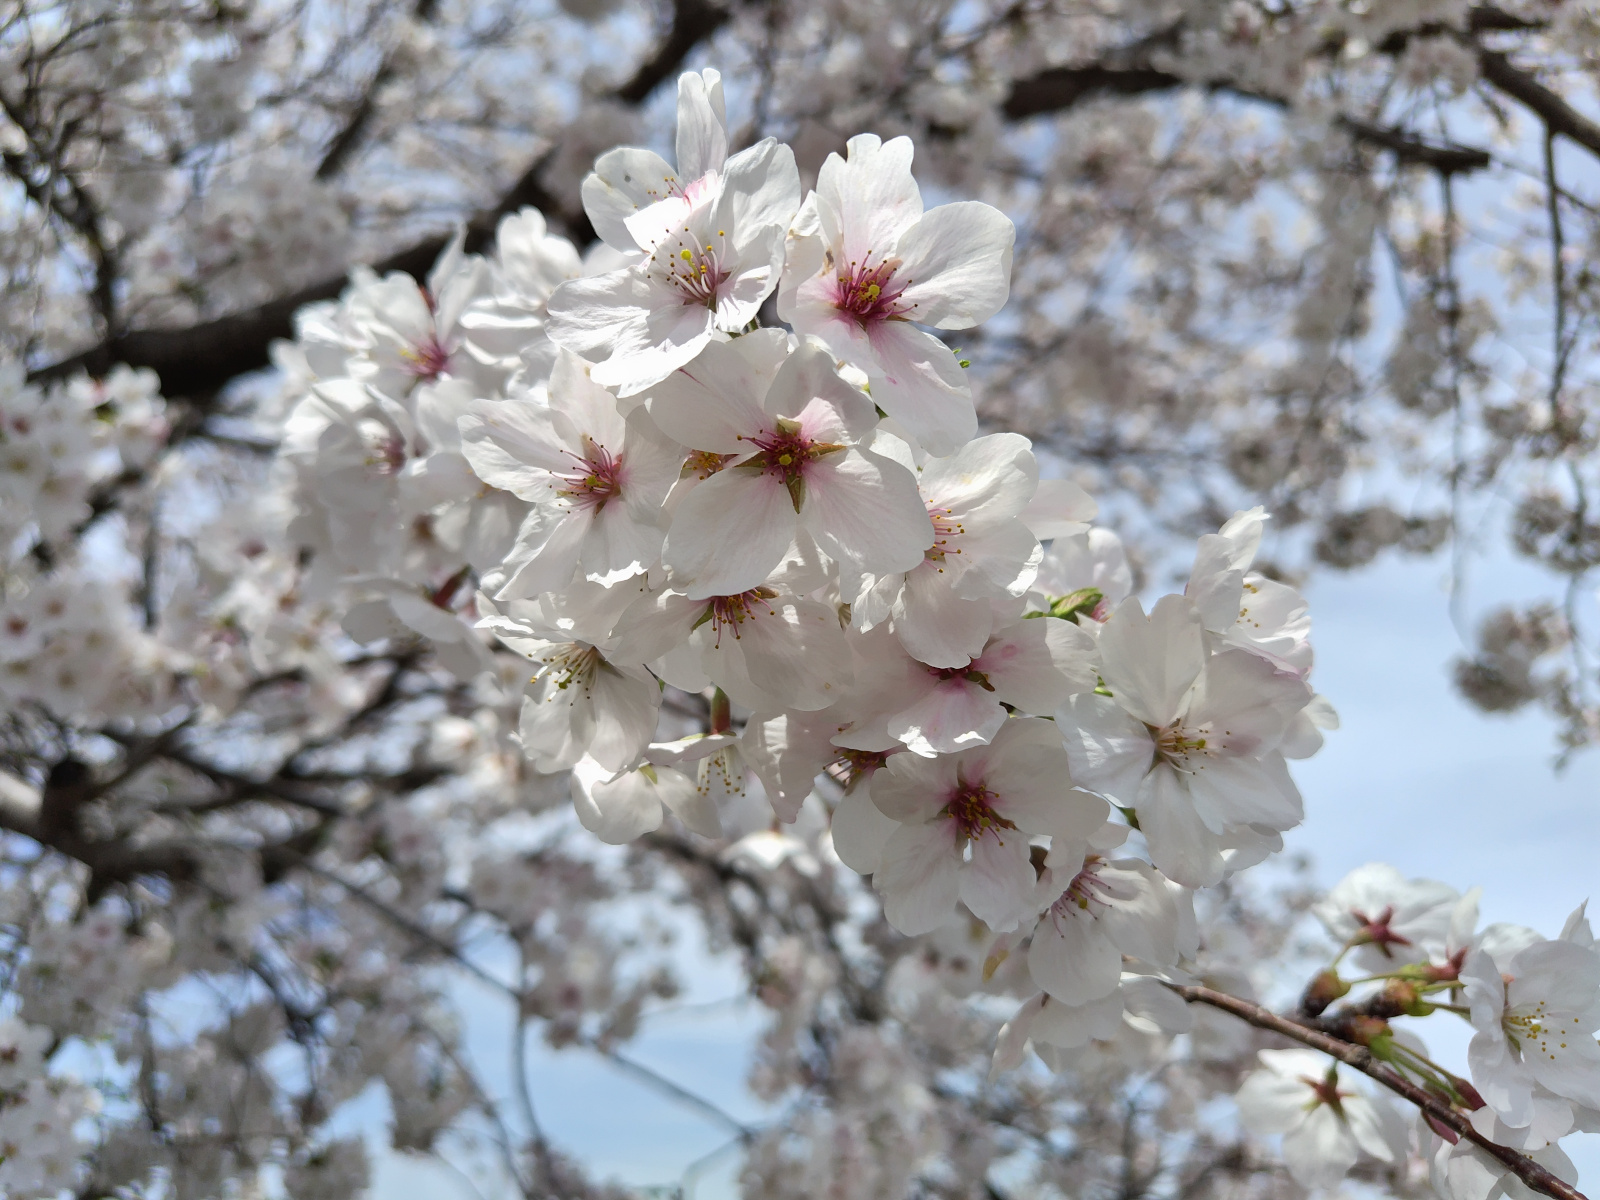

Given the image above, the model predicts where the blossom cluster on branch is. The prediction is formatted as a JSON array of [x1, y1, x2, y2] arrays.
[[5, 12, 1600, 1195]]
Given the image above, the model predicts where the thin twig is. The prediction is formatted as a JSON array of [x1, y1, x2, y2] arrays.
[[1169, 983, 1588, 1200]]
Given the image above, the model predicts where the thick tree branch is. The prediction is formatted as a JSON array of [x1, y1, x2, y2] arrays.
[[1003, 63, 1490, 174], [1477, 49, 1600, 160], [1170, 983, 1588, 1200]]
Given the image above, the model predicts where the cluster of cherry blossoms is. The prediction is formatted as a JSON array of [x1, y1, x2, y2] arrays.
[[277, 67, 1336, 1075], [59, 63, 1577, 1200], [0, 363, 179, 718]]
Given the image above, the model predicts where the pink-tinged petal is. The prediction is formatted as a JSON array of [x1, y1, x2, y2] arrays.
[[674, 69, 728, 182], [876, 820, 961, 936], [864, 320, 977, 457], [1097, 595, 1205, 727], [762, 337, 878, 438], [918, 432, 1037, 525], [887, 676, 1007, 756], [894, 564, 994, 668], [1029, 908, 1123, 1004], [1186, 648, 1305, 753], [647, 330, 788, 451], [892, 201, 1015, 329], [458, 403, 568, 497], [1057, 693, 1154, 802], [662, 468, 798, 598], [1137, 763, 1226, 888], [816, 133, 923, 266], [801, 448, 933, 578], [978, 619, 1073, 714]]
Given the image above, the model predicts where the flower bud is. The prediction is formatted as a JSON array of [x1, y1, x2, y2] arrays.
[[1300, 969, 1350, 1017]]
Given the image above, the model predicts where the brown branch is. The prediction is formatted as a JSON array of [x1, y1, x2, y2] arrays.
[[1477, 49, 1600, 160], [1169, 984, 1588, 1200], [1003, 62, 1490, 174], [28, 0, 742, 397]]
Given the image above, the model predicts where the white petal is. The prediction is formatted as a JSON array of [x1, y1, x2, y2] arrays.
[[662, 468, 798, 598], [892, 201, 1015, 329], [1097, 595, 1205, 728], [875, 821, 961, 936]]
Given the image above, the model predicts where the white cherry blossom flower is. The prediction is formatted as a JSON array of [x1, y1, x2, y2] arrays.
[[1028, 854, 1186, 1005], [548, 75, 800, 395], [873, 616, 1097, 756], [651, 333, 932, 597], [1058, 595, 1309, 887], [1186, 508, 1312, 676], [1312, 862, 1461, 971], [778, 133, 1015, 456], [580, 69, 732, 254], [869, 717, 1107, 935], [459, 351, 681, 597], [1463, 938, 1600, 1128], [1235, 1049, 1408, 1189], [477, 589, 659, 773], [852, 433, 1092, 667], [613, 581, 852, 713]]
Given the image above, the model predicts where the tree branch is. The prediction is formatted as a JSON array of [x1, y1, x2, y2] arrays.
[[1169, 983, 1588, 1200], [28, 0, 741, 397], [1477, 49, 1600, 160]]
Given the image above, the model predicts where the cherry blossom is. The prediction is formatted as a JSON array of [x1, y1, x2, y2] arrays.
[[869, 717, 1107, 935], [651, 333, 932, 597], [778, 134, 1015, 455], [1235, 1049, 1408, 1188], [459, 350, 681, 595], [1058, 595, 1310, 887], [1463, 938, 1600, 1128]]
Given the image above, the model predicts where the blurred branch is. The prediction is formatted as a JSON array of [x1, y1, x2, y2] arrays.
[[29, 0, 744, 397]]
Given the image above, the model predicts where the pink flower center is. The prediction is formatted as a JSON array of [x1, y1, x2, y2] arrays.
[[701, 587, 779, 647], [832, 254, 915, 325], [828, 749, 892, 789], [740, 418, 845, 511], [1051, 855, 1114, 917], [557, 436, 624, 511], [1349, 905, 1413, 958], [650, 228, 732, 308], [942, 781, 1016, 843], [925, 504, 965, 564], [402, 334, 453, 381]]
